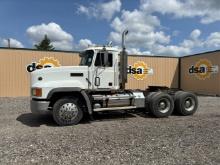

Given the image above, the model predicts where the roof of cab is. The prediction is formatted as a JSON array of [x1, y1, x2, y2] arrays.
[[85, 45, 119, 52]]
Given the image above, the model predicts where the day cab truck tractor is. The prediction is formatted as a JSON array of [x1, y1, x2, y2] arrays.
[[30, 30, 198, 126]]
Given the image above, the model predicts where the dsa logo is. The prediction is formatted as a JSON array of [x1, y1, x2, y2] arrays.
[[127, 61, 153, 80], [26, 57, 61, 72], [189, 59, 218, 80]]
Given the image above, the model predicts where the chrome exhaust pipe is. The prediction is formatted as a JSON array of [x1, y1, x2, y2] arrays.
[[120, 30, 129, 89]]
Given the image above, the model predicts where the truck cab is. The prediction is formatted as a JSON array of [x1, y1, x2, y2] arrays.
[[31, 46, 120, 99]]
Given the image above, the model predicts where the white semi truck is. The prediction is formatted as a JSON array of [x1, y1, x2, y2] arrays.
[[30, 31, 198, 126]]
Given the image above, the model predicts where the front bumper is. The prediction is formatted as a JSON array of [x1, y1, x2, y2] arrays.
[[31, 100, 51, 114]]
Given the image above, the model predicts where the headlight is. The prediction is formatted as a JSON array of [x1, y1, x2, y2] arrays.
[[32, 88, 42, 97]]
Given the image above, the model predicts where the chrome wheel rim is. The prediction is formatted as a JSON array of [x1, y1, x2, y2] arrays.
[[59, 103, 78, 121], [158, 98, 171, 113], [184, 97, 195, 112]]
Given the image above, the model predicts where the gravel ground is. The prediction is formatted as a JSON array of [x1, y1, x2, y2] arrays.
[[0, 96, 219, 165]]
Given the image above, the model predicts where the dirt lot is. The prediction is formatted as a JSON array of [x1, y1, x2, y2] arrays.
[[0, 96, 219, 165]]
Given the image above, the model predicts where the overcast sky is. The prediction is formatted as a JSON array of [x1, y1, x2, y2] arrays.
[[0, 0, 220, 56]]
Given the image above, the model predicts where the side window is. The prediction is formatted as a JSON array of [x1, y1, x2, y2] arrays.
[[95, 53, 104, 66], [95, 53, 113, 67], [108, 53, 113, 67]]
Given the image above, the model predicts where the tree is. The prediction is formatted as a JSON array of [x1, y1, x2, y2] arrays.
[[35, 35, 55, 50]]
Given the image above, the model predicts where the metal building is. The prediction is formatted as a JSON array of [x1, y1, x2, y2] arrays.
[[0, 48, 219, 97]]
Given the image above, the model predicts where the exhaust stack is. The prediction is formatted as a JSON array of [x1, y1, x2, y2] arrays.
[[120, 30, 128, 90]]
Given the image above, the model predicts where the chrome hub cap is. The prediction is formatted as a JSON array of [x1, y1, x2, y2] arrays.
[[158, 98, 170, 113], [59, 103, 78, 121], [159, 102, 166, 109], [184, 97, 195, 111]]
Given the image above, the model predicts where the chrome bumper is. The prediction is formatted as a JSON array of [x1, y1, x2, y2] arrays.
[[31, 100, 51, 114]]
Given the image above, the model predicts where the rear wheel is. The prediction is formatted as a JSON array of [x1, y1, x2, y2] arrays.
[[53, 97, 83, 126], [149, 92, 174, 118], [174, 92, 198, 116]]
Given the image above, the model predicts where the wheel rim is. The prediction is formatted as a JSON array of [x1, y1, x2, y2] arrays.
[[59, 103, 78, 121], [158, 98, 171, 113], [184, 97, 195, 112]]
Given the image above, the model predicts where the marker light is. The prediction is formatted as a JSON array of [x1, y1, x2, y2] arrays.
[[32, 88, 42, 97]]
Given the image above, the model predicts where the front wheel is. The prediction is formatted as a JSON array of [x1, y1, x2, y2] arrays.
[[149, 92, 174, 118], [53, 97, 83, 126]]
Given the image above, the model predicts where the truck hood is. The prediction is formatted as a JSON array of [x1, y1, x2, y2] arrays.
[[31, 66, 89, 89]]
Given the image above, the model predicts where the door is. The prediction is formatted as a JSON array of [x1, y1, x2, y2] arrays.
[[93, 52, 115, 89]]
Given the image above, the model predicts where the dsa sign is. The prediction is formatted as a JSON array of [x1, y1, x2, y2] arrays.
[[127, 61, 153, 80], [27, 57, 61, 72], [189, 59, 218, 80]]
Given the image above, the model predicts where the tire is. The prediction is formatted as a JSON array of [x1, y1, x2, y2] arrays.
[[53, 97, 83, 126], [145, 92, 157, 112], [149, 92, 174, 118], [175, 92, 198, 116], [174, 91, 185, 100], [172, 91, 186, 115]]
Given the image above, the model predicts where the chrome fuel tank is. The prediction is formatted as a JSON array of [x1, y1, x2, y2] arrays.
[[92, 91, 145, 108]]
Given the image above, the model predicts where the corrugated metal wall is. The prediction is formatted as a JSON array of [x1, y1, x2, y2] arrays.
[[180, 51, 220, 96], [126, 56, 179, 90], [0, 49, 80, 97], [0, 48, 179, 97], [2, 48, 220, 97]]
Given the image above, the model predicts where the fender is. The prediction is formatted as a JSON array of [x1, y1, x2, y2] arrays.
[[80, 90, 93, 115], [47, 87, 93, 115]]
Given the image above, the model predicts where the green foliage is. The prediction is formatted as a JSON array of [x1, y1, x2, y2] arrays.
[[34, 35, 55, 50]]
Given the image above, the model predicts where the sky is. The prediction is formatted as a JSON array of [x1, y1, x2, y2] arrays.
[[0, 0, 220, 56]]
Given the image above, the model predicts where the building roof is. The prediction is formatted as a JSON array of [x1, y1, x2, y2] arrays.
[[1, 47, 219, 59], [0, 47, 80, 54], [182, 49, 220, 58]]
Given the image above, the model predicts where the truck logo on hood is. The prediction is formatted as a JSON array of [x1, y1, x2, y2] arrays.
[[127, 61, 153, 80], [26, 57, 61, 72], [189, 59, 219, 80]]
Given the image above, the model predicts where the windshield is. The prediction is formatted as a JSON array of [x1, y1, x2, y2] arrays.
[[79, 50, 94, 66]]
